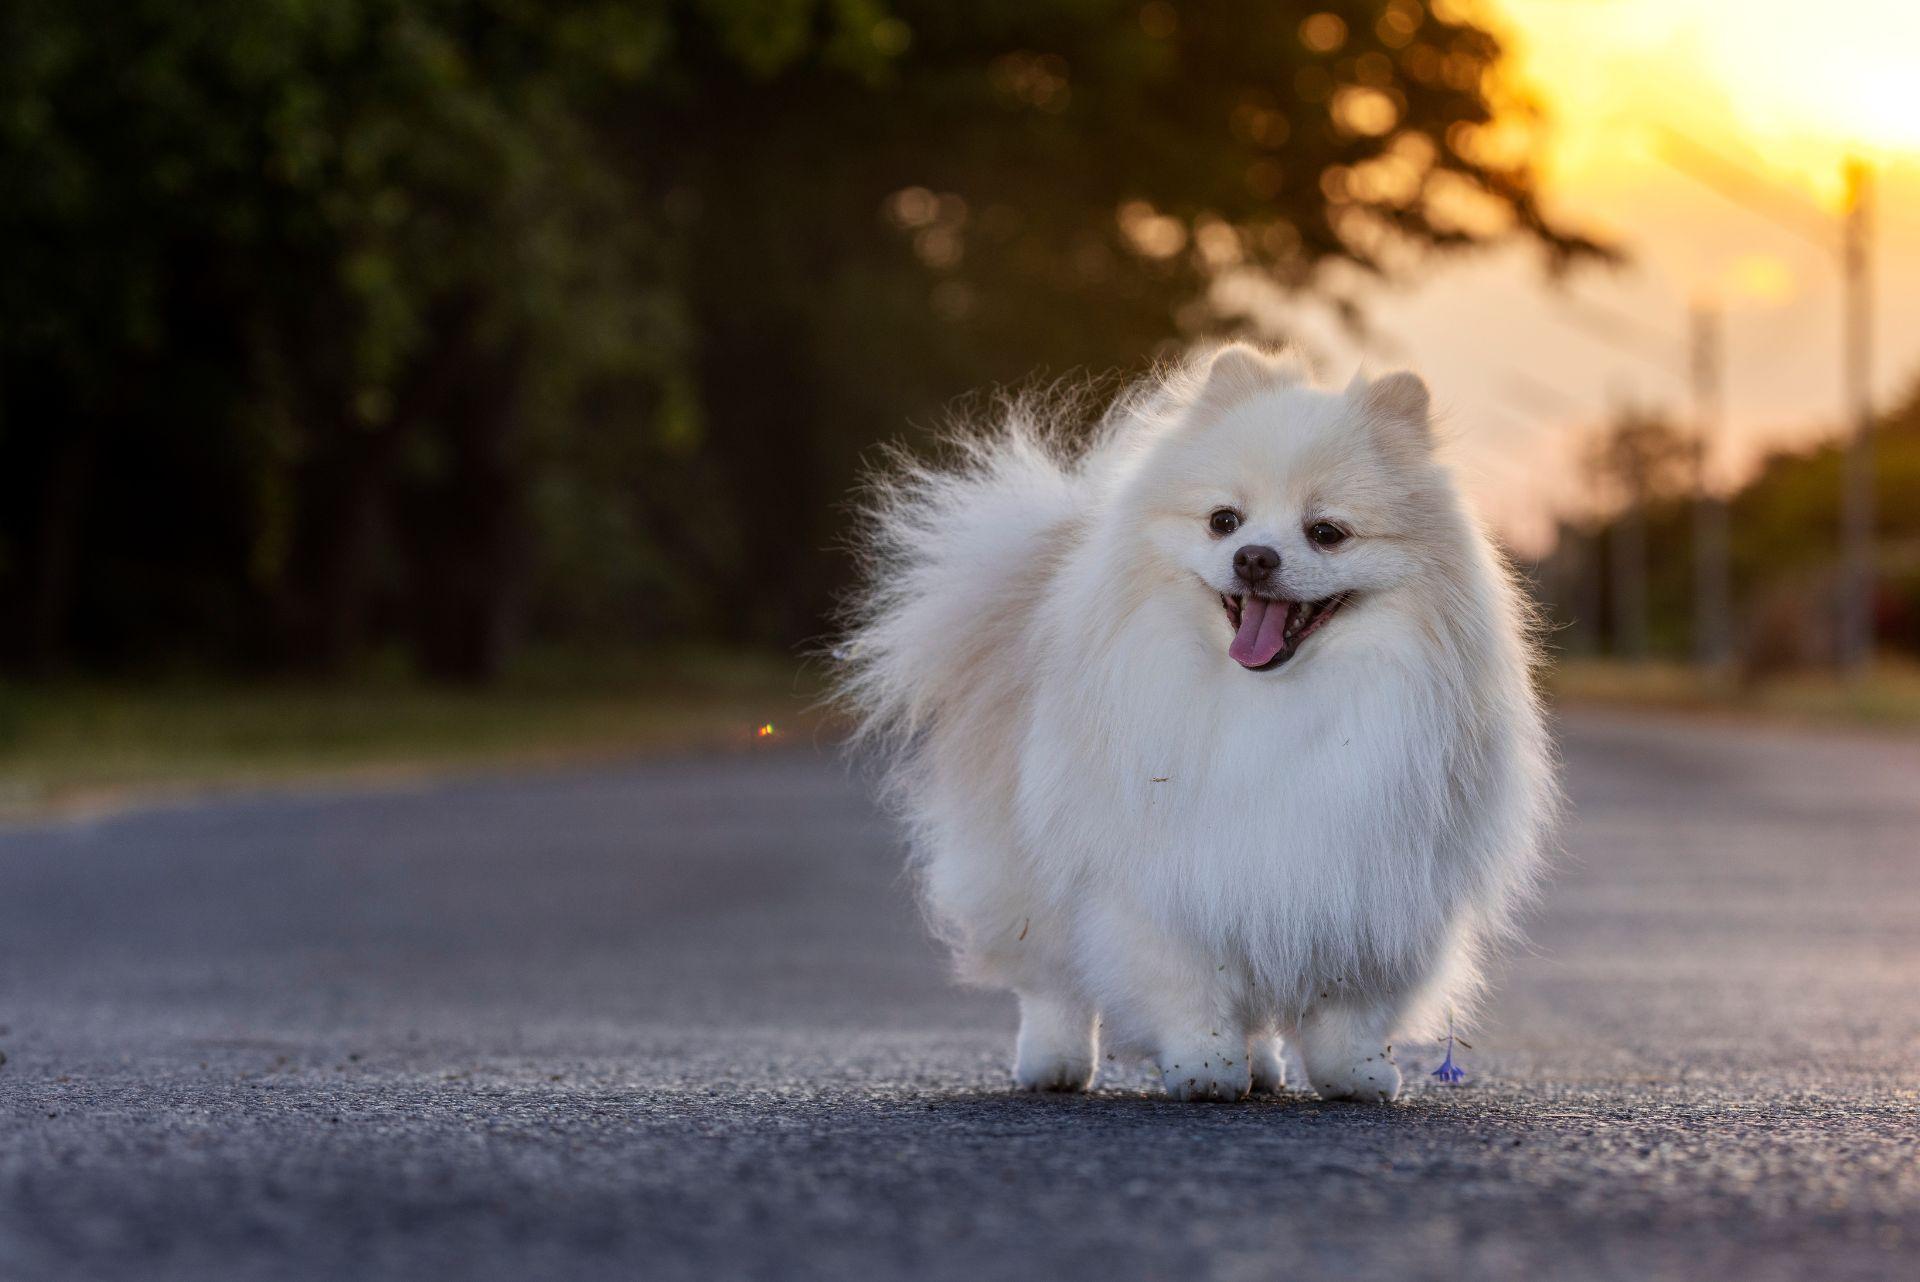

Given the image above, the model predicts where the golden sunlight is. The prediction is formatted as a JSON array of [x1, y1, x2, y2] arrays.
[[1487, 0, 1920, 202], [1724, 254, 1796, 305]]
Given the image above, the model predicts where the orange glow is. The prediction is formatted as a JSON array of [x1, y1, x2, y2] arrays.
[[1305, 0, 1920, 553], [756, 723, 776, 738], [1483, 0, 1920, 202], [1724, 254, 1796, 306]]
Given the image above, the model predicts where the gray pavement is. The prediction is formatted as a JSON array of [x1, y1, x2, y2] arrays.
[[1, 709, 1917, 1281]]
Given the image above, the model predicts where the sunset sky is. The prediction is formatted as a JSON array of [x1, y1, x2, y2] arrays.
[[1266, 0, 1920, 551]]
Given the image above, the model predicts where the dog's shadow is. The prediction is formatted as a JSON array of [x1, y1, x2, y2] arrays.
[[902, 1080, 1526, 1133]]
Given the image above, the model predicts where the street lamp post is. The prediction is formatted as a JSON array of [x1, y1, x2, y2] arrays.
[[1839, 160, 1875, 673]]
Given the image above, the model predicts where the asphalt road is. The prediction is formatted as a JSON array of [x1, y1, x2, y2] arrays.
[[2, 709, 1917, 1282]]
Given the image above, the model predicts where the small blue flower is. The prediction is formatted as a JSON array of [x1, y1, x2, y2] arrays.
[[1430, 1019, 1467, 1085]]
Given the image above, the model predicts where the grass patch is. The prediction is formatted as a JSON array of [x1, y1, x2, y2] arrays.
[[0, 649, 831, 819], [16, 647, 1910, 821], [1549, 656, 1920, 729]]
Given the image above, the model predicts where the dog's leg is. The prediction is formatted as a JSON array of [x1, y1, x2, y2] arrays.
[[1012, 991, 1098, 1092], [1144, 970, 1253, 1101], [1068, 897, 1251, 1100], [1296, 999, 1402, 1102], [1090, 919, 1251, 1101], [1248, 1031, 1287, 1094], [1154, 1015, 1254, 1103]]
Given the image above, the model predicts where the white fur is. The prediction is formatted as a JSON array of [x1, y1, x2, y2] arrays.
[[837, 344, 1556, 1102]]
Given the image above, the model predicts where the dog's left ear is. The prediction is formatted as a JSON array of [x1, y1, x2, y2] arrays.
[[1194, 344, 1282, 414], [1350, 370, 1432, 451]]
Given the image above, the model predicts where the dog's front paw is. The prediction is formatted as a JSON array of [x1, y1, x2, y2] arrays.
[[1249, 1036, 1287, 1094], [1158, 1044, 1251, 1102], [1012, 994, 1096, 1092], [1305, 1050, 1401, 1103], [1013, 1051, 1094, 1093]]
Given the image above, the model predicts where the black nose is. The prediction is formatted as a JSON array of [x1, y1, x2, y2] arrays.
[[1232, 543, 1281, 586]]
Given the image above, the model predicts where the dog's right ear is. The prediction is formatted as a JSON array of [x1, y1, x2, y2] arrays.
[[1351, 369, 1434, 457], [1192, 344, 1281, 415], [1362, 370, 1431, 427]]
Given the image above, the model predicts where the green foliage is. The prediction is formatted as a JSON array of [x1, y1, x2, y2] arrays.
[[0, 647, 822, 814], [1546, 384, 1920, 663], [0, 0, 1590, 680]]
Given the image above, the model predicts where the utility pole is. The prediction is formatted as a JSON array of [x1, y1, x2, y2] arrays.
[[1658, 133, 1878, 674], [1575, 524, 1605, 657], [1539, 309, 1685, 667], [1839, 160, 1875, 673], [1606, 389, 1650, 663], [1690, 304, 1731, 668], [1609, 492, 1649, 662]]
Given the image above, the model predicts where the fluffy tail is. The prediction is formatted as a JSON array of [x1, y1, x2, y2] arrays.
[[832, 402, 1086, 752]]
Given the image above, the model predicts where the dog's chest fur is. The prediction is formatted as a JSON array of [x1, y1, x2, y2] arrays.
[[1013, 608, 1481, 1002]]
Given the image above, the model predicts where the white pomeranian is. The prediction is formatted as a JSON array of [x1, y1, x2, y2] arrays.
[[837, 344, 1555, 1102]]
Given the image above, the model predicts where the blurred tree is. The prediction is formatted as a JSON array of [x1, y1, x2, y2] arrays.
[[1726, 385, 1920, 667], [0, 0, 1596, 680], [642, 0, 1600, 644], [1, 0, 693, 678], [1582, 410, 1694, 510], [1538, 381, 1920, 667], [1582, 407, 1691, 659]]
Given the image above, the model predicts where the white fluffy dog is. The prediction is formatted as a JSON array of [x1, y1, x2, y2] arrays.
[[837, 344, 1554, 1102]]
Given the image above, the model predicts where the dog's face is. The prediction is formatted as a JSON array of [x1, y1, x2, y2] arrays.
[[1122, 347, 1456, 672]]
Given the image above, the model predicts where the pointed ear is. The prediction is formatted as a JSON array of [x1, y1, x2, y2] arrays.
[[1193, 344, 1282, 414], [1356, 370, 1432, 445]]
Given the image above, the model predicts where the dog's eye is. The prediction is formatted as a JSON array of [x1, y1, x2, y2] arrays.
[[1307, 521, 1348, 548], [1207, 508, 1241, 537]]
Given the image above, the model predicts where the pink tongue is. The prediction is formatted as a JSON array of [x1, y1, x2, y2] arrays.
[[1228, 597, 1291, 668]]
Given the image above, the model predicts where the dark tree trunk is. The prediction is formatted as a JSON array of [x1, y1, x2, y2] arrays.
[[292, 295, 497, 677], [311, 427, 399, 672], [409, 329, 530, 685], [692, 311, 823, 647], [25, 426, 98, 672]]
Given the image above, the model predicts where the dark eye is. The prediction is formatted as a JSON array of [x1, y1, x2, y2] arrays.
[[1307, 521, 1348, 548], [1208, 508, 1241, 537]]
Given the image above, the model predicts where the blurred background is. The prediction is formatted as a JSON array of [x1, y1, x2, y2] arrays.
[[4, 0, 1917, 810]]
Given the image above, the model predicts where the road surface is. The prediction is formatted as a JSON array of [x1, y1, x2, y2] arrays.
[[2, 709, 1917, 1281]]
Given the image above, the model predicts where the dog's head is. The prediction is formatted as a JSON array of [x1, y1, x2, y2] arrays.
[[1116, 344, 1465, 672]]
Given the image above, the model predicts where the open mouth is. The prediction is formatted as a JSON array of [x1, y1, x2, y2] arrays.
[[1220, 592, 1350, 671]]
